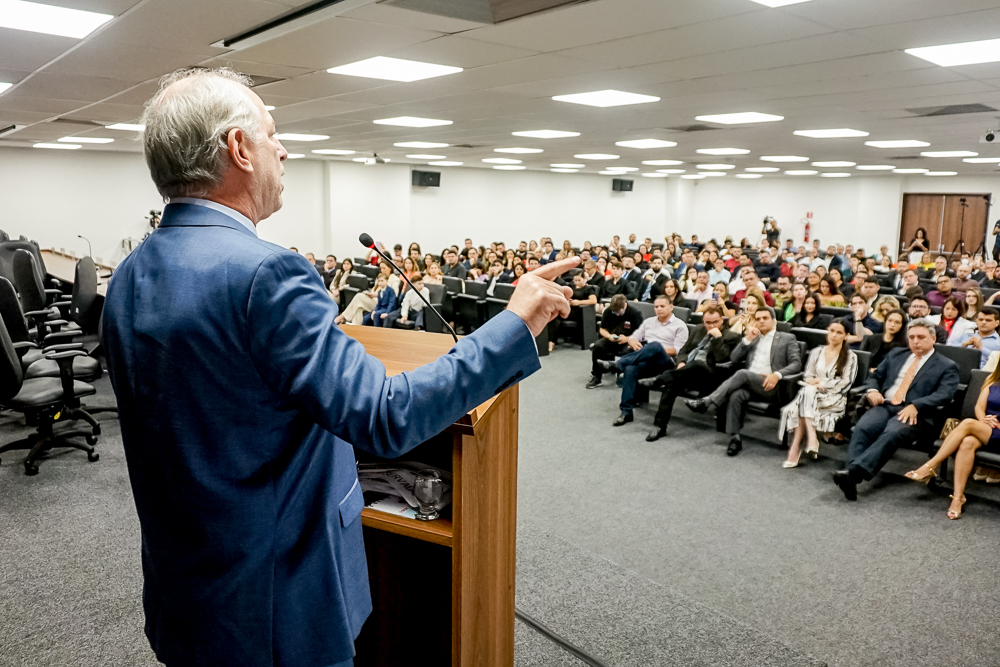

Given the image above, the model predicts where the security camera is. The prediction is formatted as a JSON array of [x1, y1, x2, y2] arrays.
[[363, 153, 386, 166], [981, 129, 996, 144]]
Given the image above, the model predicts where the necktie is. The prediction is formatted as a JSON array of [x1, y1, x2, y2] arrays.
[[891, 356, 921, 405]]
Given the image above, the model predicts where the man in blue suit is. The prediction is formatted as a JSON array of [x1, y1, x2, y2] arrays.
[[102, 68, 577, 667], [833, 319, 959, 501]]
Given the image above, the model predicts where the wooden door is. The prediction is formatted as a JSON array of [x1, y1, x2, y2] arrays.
[[901, 193, 991, 258]]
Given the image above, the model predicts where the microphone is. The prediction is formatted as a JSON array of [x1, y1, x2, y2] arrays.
[[360, 233, 458, 342], [78, 235, 92, 258]]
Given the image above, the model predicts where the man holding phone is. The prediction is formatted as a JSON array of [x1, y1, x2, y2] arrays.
[[587, 294, 644, 388]]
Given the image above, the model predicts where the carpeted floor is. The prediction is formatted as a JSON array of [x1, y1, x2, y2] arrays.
[[2, 350, 1000, 666]]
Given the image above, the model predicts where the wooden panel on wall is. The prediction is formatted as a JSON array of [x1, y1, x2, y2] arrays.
[[941, 194, 990, 256], [901, 193, 991, 258], [900, 194, 944, 257]]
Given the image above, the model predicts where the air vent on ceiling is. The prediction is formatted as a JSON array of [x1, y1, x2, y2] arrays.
[[665, 124, 720, 132], [906, 103, 998, 117], [382, 0, 587, 24], [51, 118, 106, 126], [0, 124, 19, 138], [889, 155, 921, 160], [450, 144, 484, 149]]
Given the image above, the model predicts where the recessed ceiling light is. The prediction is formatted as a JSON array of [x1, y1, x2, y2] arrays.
[[429, 161, 462, 166], [748, 0, 815, 6], [964, 157, 1000, 163], [696, 148, 750, 155], [820, 173, 852, 178], [893, 168, 930, 174], [925, 171, 959, 176], [575, 153, 620, 160], [483, 157, 521, 164], [353, 157, 391, 163], [656, 169, 686, 174], [59, 136, 113, 144], [785, 170, 818, 175], [406, 154, 446, 159], [286, 154, 305, 159], [760, 155, 809, 162], [906, 38, 1000, 67], [695, 112, 784, 125], [745, 167, 780, 172], [34, 142, 80, 150], [312, 149, 355, 155], [793, 129, 869, 138], [493, 165, 526, 170], [494, 147, 543, 154], [106, 123, 144, 131], [642, 160, 684, 166], [552, 90, 660, 108], [551, 163, 585, 169], [735, 174, 763, 179], [698, 172, 727, 177], [551, 168, 579, 173], [513, 130, 580, 139], [394, 141, 449, 148], [599, 170, 627, 175], [606, 167, 638, 172], [697, 164, 736, 170], [373, 116, 452, 127], [615, 139, 677, 149], [641, 173, 669, 177], [276, 133, 329, 142], [0, 0, 113, 39], [264, 105, 275, 111], [812, 161, 856, 167], [920, 151, 978, 158], [681, 174, 707, 179], [0, 82, 12, 95], [327, 56, 462, 82], [865, 140, 930, 148], [855, 165, 896, 170]]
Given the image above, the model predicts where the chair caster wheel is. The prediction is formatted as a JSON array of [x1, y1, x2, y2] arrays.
[[24, 463, 39, 476], [86, 435, 97, 445], [88, 452, 100, 463], [92, 425, 102, 436]]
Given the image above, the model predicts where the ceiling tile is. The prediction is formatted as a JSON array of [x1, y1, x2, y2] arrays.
[[848, 8, 1000, 51], [779, 0, 1000, 31], [62, 102, 147, 124], [254, 71, 385, 101], [341, 3, 485, 33], [271, 98, 377, 124], [387, 36, 540, 69], [46, 42, 201, 82], [445, 54, 610, 90], [14, 73, 135, 104], [0, 95, 90, 115], [196, 58, 314, 81], [0, 29, 77, 73]]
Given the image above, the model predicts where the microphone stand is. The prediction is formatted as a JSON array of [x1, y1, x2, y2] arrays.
[[365, 242, 459, 343], [78, 234, 92, 258]]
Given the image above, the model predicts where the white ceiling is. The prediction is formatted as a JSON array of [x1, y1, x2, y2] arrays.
[[2, 0, 1000, 178]]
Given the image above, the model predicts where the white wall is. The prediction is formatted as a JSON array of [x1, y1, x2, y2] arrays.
[[257, 158, 328, 254]]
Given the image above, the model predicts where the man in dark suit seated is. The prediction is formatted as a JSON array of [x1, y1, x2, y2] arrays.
[[754, 249, 781, 282], [640, 305, 739, 441], [684, 307, 802, 456], [832, 319, 960, 500], [906, 296, 947, 343], [601, 259, 635, 300], [587, 294, 643, 388]]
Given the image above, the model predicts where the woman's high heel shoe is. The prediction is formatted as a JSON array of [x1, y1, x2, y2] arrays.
[[948, 495, 967, 520], [805, 445, 819, 460], [783, 448, 802, 469], [904, 465, 937, 484]]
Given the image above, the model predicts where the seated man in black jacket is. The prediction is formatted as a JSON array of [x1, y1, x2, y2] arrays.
[[754, 249, 781, 282], [601, 260, 635, 302], [586, 294, 643, 388], [639, 305, 739, 441], [907, 295, 947, 343]]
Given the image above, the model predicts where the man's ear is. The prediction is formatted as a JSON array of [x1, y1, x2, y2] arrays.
[[227, 128, 254, 174]]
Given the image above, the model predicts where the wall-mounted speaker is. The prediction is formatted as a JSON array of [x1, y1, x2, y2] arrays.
[[412, 170, 441, 187], [612, 178, 633, 192]]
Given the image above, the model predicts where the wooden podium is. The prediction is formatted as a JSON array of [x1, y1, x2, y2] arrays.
[[343, 326, 519, 667]]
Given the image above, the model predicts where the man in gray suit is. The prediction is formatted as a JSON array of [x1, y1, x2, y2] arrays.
[[685, 307, 802, 456]]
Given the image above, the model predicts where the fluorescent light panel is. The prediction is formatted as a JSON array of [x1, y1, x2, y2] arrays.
[[551, 163, 585, 169], [964, 157, 1000, 163], [286, 154, 305, 159], [785, 170, 818, 175], [0, 0, 113, 39], [812, 161, 855, 167], [373, 116, 452, 127], [698, 172, 726, 177], [394, 141, 449, 148], [760, 155, 809, 162], [552, 90, 660, 108], [925, 171, 958, 176], [642, 159, 683, 166], [575, 153, 619, 160], [615, 139, 677, 149], [264, 105, 275, 111], [820, 173, 851, 178], [0, 82, 12, 95], [656, 169, 686, 174], [697, 164, 735, 170], [276, 133, 329, 142], [606, 167, 638, 172], [312, 149, 354, 155], [34, 142, 79, 149], [696, 148, 750, 155], [748, 0, 815, 6], [893, 168, 929, 174], [59, 136, 112, 144], [745, 167, 780, 172], [551, 168, 578, 173], [327, 56, 462, 82], [793, 128, 869, 138], [695, 112, 784, 125], [906, 38, 1000, 67], [493, 165, 525, 170], [598, 170, 624, 175], [406, 154, 446, 159], [920, 151, 978, 158], [106, 123, 144, 131], [494, 147, 543, 154], [735, 174, 763, 179], [483, 158, 521, 164], [429, 161, 462, 166], [865, 139, 930, 148], [352, 157, 391, 162], [513, 130, 579, 139], [641, 173, 669, 177], [855, 165, 896, 170]]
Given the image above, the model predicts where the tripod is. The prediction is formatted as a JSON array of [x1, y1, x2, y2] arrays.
[[950, 197, 970, 258]]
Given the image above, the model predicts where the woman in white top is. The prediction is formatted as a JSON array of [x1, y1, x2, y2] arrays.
[[779, 320, 858, 467], [328, 258, 356, 308]]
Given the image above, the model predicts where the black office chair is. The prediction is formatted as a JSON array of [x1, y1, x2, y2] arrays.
[[453, 280, 487, 332], [632, 301, 655, 320], [485, 283, 516, 321], [672, 306, 690, 323], [933, 344, 980, 392], [12, 249, 76, 331], [775, 321, 792, 333], [935, 370, 1000, 482], [792, 327, 828, 350], [0, 316, 99, 475], [819, 306, 852, 320], [715, 341, 807, 429], [556, 305, 598, 350], [358, 265, 379, 283], [341, 274, 369, 309]]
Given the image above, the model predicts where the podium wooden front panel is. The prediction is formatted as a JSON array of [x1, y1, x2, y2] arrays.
[[344, 326, 518, 667]]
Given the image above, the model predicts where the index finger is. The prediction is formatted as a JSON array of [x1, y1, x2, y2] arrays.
[[530, 256, 581, 281]]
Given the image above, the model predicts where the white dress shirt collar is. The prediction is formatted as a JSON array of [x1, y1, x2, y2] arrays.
[[169, 197, 258, 237]]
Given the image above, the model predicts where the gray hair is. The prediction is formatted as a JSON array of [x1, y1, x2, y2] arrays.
[[140, 68, 262, 199], [907, 318, 936, 335]]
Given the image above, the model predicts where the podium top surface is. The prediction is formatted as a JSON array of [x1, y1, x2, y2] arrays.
[[342, 325, 499, 428], [41, 250, 109, 297]]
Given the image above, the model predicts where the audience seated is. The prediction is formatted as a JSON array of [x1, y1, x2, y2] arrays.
[[931, 296, 967, 342], [640, 305, 739, 442], [588, 295, 644, 389], [790, 293, 832, 330], [833, 319, 960, 501], [906, 296, 945, 343], [782, 282, 808, 322], [362, 274, 398, 327], [684, 270, 713, 306], [953, 263, 979, 292], [927, 274, 956, 307], [383, 275, 429, 330], [596, 295, 689, 425], [860, 309, 908, 372], [601, 260, 635, 301], [548, 273, 598, 352], [843, 294, 883, 347], [684, 307, 802, 456], [441, 249, 468, 279], [731, 268, 774, 307], [327, 258, 356, 308], [951, 307, 1000, 368], [779, 320, 857, 467]]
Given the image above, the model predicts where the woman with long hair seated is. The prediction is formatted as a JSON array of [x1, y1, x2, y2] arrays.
[[328, 258, 355, 308], [860, 309, 908, 373], [422, 260, 444, 285], [789, 293, 832, 330], [806, 271, 822, 293], [782, 282, 808, 322], [905, 361, 1000, 519], [729, 290, 766, 336], [698, 282, 734, 318], [871, 295, 900, 323], [779, 320, 857, 467], [931, 295, 966, 341], [510, 262, 527, 285], [817, 276, 846, 306], [964, 286, 985, 321]]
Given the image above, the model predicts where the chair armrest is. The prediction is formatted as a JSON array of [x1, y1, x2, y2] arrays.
[[12, 341, 37, 359], [43, 343, 84, 353], [24, 309, 53, 319], [485, 298, 509, 305], [44, 289, 63, 297], [44, 349, 86, 361], [781, 372, 804, 384], [716, 361, 734, 370], [42, 330, 82, 345]]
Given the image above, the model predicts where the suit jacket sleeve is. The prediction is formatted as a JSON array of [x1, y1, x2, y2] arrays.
[[910, 359, 961, 411], [245, 253, 540, 459], [730, 337, 751, 365], [865, 351, 896, 393], [774, 334, 802, 377], [675, 327, 701, 364], [710, 330, 740, 365]]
